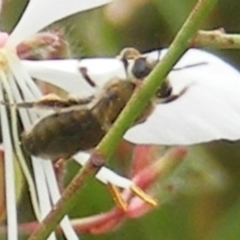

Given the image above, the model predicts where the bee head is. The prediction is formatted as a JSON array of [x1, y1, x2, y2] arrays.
[[131, 57, 157, 79], [118, 47, 159, 82]]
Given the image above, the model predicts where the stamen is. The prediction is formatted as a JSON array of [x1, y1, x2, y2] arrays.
[[107, 182, 127, 211], [8, 73, 41, 221], [8, 53, 78, 238], [130, 185, 158, 207]]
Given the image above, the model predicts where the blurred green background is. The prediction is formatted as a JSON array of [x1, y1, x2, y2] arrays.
[[2, 0, 240, 239]]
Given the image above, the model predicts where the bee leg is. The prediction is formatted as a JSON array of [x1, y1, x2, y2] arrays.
[[107, 182, 158, 211], [54, 158, 66, 169], [11, 93, 94, 110], [15, 93, 63, 108], [79, 67, 97, 88], [173, 62, 207, 71], [67, 94, 94, 106]]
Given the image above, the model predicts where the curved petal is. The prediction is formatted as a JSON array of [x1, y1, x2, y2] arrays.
[[125, 49, 240, 145], [22, 58, 126, 95], [7, 0, 114, 46]]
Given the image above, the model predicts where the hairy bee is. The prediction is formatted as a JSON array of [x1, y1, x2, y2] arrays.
[[20, 48, 182, 160]]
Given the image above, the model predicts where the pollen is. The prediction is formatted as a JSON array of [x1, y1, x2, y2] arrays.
[[0, 49, 11, 73]]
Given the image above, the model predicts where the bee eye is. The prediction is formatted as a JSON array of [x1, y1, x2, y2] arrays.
[[131, 58, 152, 79]]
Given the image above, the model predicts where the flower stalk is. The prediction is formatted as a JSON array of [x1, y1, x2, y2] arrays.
[[190, 29, 240, 49]]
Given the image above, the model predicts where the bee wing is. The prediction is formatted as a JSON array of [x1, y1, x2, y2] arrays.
[[125, 49, 240, 145], [22, 58, 126, 95]]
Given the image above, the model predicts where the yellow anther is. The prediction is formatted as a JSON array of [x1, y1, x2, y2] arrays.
[[107, 182, 158, 211], [107, 182, 127, 211], [130, 185, 158, 207]]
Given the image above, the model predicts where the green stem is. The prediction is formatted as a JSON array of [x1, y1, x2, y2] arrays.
[[28, 0, 217, 239], [190, 29, 240, 49], [98, 0, 218, 156]]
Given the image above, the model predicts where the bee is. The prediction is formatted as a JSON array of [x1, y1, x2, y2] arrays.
[[19, 48, 185, 160]]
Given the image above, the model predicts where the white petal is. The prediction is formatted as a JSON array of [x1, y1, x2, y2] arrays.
[[8, 53, 77, 238], [22, 58, 126, 95], [74, 153, 132, 189], [7, 0, 114, 46], [125, 49, 240, 145], [74, 152, 89, 166], [0, 81, 18, 240], [8, 62, 57, 238], [95, 167, 132, 188]]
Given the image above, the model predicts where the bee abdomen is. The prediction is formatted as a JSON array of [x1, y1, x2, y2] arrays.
[[21, 109, 106, 159]]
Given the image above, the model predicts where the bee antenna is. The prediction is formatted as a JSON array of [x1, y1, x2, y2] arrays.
[[173, 62, 208, 71], [79, 67, 97, 88]]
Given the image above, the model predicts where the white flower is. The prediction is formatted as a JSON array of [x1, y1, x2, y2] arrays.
[[2, 0, 240, 239], [0, 0, 116, 240], [24, 48, 240, 145]]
